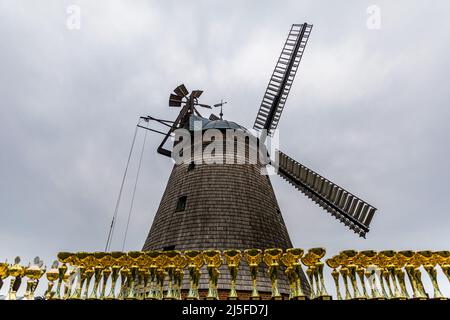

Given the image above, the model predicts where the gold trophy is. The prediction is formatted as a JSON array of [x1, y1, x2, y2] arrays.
[[392, 252, 409, 299], [0, 260, 10, 294], [285, 248, 306, 300], [263, 248, 283, 300], [146, 251, 160, 300], [400, 250, 421, 299], [204, 250, 222, 300], [411, 252, 429, 299], [224, 249, 242, 300], [72, 252, 88, 299], [135, 252, 149, 300], [155, 251, 168, 300], [401, 251, 427, 299], [373, 252, 390, 299], [99, 252, 113, 299], [66, 253, 81, 299], [243, 249, 262, 300], [126, 251, 142, 300], [45, 261, 59, 300], [139, 267, 150, 300], [185, 250, 204, 300], [354, 252, 369, 299], [81, 253, 96, 300], [63, 267, 77, 300], [334, 254, 353, 300], [173, 253, 187, 300], [106, 251, 124, 300], [304, 248, 331, 300], [379, 250, 401, 299], [435, 251, 450, 283], [88, 252, 106, 299], [358, 250, 382, 300], [56, 252, 73, 299], [301, 253, 317, 299], [164, 251, 181, 300], [118, 253, 132, 300], [325, 257, 342, 300], [7, 257, 24, 300], [24, 257, 45, 300], [418, 251, 445, 300], [340, 250, 364, 300]]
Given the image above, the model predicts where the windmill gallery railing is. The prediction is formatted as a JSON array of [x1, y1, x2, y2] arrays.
[[0, 249, 449, 300]]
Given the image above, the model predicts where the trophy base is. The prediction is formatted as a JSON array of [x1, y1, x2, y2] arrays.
[[205, 297, 219, 300], [370, 297, 386, 300], [250, 296, 261, 301], [352, 297, 367, 300], [315, 295, 332, 300], [411, 297, 428, 300], [186, 297, 199, 300], [163, 297, 176, 300], [431, 297, 448, 300], [291, 296, 307, 300], [390, 297, 407, 300], [271, 296, 283, 301]]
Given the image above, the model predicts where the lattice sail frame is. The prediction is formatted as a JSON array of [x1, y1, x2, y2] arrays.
[[253, 23, 312, 135], [276, 150, 377, 237]]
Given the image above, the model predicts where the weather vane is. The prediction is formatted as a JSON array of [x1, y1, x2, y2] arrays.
[[214, 99, 227, 120]]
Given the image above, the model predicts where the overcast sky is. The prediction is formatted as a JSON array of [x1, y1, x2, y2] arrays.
[[1, 0, 449, 297]]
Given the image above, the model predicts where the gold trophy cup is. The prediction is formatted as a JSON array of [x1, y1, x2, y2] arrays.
[[305, 248, 331, 300], [45, 261, 59, 300], [326, 257, 342, 300], [281, 248, 307, 300], [435, 251, 450, 284], [89, 252, 107, 299], [0, 260, 10, 294], [244, 249, 262, 300], [263, 248, 283, 300], [224, 249, 242, 300], [418, 251, 445, 300], [56, 252, 73, 299], [204, 250, 222, 300], [163, 251, 181, 300], [126, 251, 142, 300], [173, 253, 187, 300], [24, 257, 45, 300], [341, 250, 364, 300], [105, 251, 124, 300], [360, 250, 383, 299], [7, 257, 24, 300], [185, 250, 204, 300], [145, 251, 160, 300]]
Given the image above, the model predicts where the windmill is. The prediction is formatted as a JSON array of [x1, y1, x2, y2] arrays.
[[138, 23, 377, 295]]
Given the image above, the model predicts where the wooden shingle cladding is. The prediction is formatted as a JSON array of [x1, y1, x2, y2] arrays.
[[142, 129, 310, 295]]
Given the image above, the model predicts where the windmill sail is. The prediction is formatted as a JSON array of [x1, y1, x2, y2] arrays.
[[253, 23, 312, 135], [276, 150, 377, 238]]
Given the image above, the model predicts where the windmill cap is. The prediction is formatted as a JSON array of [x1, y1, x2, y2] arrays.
[[189, 115, 249, 132]]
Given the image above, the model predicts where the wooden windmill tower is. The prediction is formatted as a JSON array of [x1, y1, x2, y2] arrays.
[[140, 23, 377, 297]]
